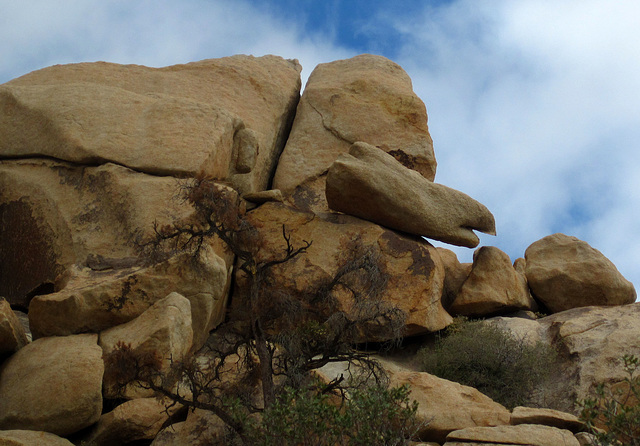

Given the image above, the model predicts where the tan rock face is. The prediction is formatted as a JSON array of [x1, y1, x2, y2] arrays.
[[326, 142, 496, 248], [444, 424, 579, 446], [273, 54, 436, 204], [0, 55, 301, 193], [437, 248, 472, 310], [0, 159, 198, 308], [0, 430, 75, 446], [151, 409, 228, 446], [29, 245, 229, 349], [525, 233, 636, 313], [450, 247, 537, 317], [510, 406, 587, 433], [537, 303, 640, 414], [388, 369, 510, 443], [100, 292, 193, 399], [236, 202, 452, 338], [83, 397, 180, 445], [0, 334, 104, 436], [0, 298, 28, 355]]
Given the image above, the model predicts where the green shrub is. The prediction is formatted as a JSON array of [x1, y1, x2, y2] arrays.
[[244, 383, 420, 446], [416, 318, 556, 409], [579, 354, 640, 446]]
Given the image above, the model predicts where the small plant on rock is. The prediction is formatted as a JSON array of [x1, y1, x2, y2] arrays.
[[579, 354, 640, 446], [416, 318, 557, 409]]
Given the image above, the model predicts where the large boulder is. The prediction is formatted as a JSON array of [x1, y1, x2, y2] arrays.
[[0, 298, 28, 356], [444, 424, 579, 446], [29, 245, 228, 349], [0, 55, 301, 193], [437, 248, 471, 310], [449, 246, 537, 316], [82, 397, 181, 445], [100, 292, 193, 399], [0, 334, 104, 436], [525, 233, 636, 313], [235, 202, 452, 338], [0, 159, 203, 309], [326, 142, 496, 248], [0, 430, 75, 446], [273, 54, 436, 210]]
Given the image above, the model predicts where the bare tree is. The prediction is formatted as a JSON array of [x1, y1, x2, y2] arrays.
[[109, 178, 408, 443]]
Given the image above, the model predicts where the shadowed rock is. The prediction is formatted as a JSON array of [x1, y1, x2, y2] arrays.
[[326, 142, 496, 248]]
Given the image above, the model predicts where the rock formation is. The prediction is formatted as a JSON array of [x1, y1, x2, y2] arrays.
[[326, 142, 496, 247], [0, 54, 636, 444]]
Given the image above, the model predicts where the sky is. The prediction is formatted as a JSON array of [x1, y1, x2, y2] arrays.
[[2, 0, 639, 292]]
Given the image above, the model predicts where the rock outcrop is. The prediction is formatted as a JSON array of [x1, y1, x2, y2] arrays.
[[444, 424, 580, 446], [0, 334, 104, 436], [235, 202, 453, 337], [0, 55, 301, 193], [326, 142, 496, 248], [0, 430, 75, 446], [273, 54, 436, 209], [449, 246, 537, 316], [525, 233, 636, 313], [0, 298, 28, 355]]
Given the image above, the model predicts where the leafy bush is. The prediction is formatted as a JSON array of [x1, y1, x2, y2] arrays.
[[579, 354, 640, 446], [416, 318, 556, 409], [243, 383, 420, 446]]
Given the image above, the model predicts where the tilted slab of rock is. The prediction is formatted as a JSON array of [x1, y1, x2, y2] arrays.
[[450, 246, 537, 317], [510, 406, 588, 433], [234, 202, 452, 338], [100, 292, 193, 399], [29, 246, 228, 351], [525, 233, 636, 313], [0, 334, 104, 436], [326, 142, 496, 248], [0, 55, 301, 193], [82, 397, 180, 446], [273, 54, 436, 207], [0, 297, 29, 355], [444, 424, 580, 446]]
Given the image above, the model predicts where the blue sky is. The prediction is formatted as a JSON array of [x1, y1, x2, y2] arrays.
[[2, 0, 639, 291]]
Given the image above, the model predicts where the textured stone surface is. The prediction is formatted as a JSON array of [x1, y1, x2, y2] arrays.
[[450, 247, 537, 316], [150, 409, 228, 446], [510, 406, 587, 433], [0, 55, 301, 193], [83, 397, 179, 445], [0, 298, 28, 355], [0, 334, 103, 436], [29, 245, 228, 349], [100, 292, 193, 398], [326, 142, 495, 247], [273, 54, 436, 203], [525, 233, 636, 313], [236, 202, 452, 338], [0, 430, 75, 446], [444, 424, 579, 446], [437, 247, 471, 310]]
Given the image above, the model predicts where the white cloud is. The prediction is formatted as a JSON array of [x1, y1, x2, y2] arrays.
[[393, 0, 640, 289]]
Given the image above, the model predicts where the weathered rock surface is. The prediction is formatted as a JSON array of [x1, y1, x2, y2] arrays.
[[510, 406, 587, 433], [0, 55, 301, 193], [0, 334, 103, 436], [525, 233, 636, 313], [0, 298, 28, 355], [450, 247, 537, 316], [29, 246, 228, 349], [0, 430, 75, 446], [444, 424, 580, 446], [273, 54, 436, 205], [437, 247, 472, 310], [236, 202, 452, 338], [150, 409, 228, 446], [0, 159, 199, 308], [83, 397, 180, 445], [326, 142, 496, 248], [100, 292, 193, 399]]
